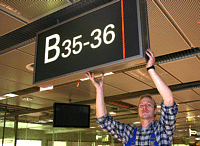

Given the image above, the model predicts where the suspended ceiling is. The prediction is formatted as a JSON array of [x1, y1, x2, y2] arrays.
[[0, 0, 200, 143]]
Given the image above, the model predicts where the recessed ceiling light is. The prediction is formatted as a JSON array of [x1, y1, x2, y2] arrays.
[[178, 130, 182, 132], [4, 93, 18, 97], [26, 63, 34, 72], [22, 97, 33, 101]]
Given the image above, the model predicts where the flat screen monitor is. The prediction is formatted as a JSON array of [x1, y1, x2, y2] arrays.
[[53, 103, 90, 128]]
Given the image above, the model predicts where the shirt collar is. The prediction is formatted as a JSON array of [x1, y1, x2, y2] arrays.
[[138, 120, 156, 131]]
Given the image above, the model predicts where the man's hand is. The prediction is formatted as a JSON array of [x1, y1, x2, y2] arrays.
[[146, 49, 155, 68], [146, 49, 174, 106], [85, 72, 104, 89], [86, 72, 107, 118]]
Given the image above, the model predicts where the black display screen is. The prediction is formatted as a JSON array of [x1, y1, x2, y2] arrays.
[[53, 103, 90, 128]]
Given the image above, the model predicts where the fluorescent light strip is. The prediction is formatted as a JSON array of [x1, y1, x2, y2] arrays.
[[104, 72, 114, 76], [80, 72, 114, 81], [40, 86, 53, 91], [4, 93, 18, 97], [80, 78, 90, 81]]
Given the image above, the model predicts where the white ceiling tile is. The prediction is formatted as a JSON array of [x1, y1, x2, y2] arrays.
[[177, 103, 195, 112], [126, 65, 180, 87], [122, 98, 140, 107], [193, 88, 200, 94], [160, 0, 199, 47], [187, 102, 200, 110], [0, 78, 31, 93], [104, 73, 152, 92], [173, 90, 200, 103], [103, 84, 127, 97], [0, 11, 26, 36], [0, 64, 33, 85], [0, 50, 34, 73], [0, 88, 10, 96], [30, 91, 70, 103], [147, 1, 190, 56], [176, 113, 186, 119], [160, 57, 200, 83], [17, 42, 36, 56]]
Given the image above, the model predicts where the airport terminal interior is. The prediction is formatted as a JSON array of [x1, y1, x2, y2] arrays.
[[0, 0, 200, 145]]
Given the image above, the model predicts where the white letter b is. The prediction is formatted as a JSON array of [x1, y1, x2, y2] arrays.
[[44, 34, 60, 64]]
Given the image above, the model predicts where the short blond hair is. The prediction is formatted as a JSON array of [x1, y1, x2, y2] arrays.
[[139, 94, 157, 109]]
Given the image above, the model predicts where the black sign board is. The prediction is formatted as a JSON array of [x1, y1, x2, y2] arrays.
[[34, 0, 149, 84]]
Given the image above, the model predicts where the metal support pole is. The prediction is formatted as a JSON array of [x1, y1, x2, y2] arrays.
[[2, 107, 7, 146], [14, 116, 18, 146]]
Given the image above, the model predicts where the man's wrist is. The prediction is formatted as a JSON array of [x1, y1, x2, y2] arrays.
[[147, 65, 155, 71]]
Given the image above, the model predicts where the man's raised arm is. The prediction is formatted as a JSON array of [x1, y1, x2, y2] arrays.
[[146, 49, 174, 106], [85, 72, 107, 118]]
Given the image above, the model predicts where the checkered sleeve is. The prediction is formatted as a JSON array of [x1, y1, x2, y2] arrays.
[[159, 100, 178, 143], [96, 113, 136, 144]]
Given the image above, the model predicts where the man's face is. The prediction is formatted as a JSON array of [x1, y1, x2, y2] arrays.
[[138, 97, 157, 120]]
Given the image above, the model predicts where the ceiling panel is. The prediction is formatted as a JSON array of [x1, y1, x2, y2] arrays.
[[176, 112, 186, 119], [52, 84, 96, 102], [0, 50, 34, 73], [0, 11, 26, 36], [0, 98, 45, 109], [146, 1, 189, 56], [173, 90, 200, 103], [30, 91, 71, 103], [151, 94, 164, 105], [0, 88, 10, 96], [160, 57, 200, 83], [177, 103, 195, 112], [5, 95, 56, 107], [1, 1, 72, 20], [125, 65, 181, 88], [187, 102, 200, 110], [122, 98, 140, 107], [102, 84, 127, 97], [104, 73, 152, 92], [0, 64, 33, 86], [160, 0, 199, 47], [0, 78, 31, 93], [193, 88, 200, 94], [17, 42, 36, 56]]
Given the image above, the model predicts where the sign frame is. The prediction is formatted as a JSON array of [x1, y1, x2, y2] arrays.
[[33, 0, 150, 86]]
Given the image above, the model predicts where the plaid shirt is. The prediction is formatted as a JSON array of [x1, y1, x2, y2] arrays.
[[96, 100, 178, 146]]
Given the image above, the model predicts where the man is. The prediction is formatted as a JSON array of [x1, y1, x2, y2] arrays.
[[85, 49, 178, 146]]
